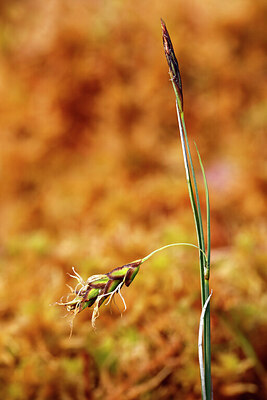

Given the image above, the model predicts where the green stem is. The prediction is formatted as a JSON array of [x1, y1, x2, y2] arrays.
[[181, 113, 206, 280], [141, 242, 207, 264], [170, 62, 211, 400], [194, 142, 212, 399], [199, 291, 213, 400], [176, 102, 205, 306], [204, 280, 211, 399], [179, 107, 212, 400], [194, 143, 211, 270]]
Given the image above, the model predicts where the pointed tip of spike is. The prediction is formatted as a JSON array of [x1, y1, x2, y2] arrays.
[[160, 19, 184, 112]]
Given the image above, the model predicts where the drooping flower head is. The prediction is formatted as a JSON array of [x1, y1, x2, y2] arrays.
[[57, 259, 142, 329]]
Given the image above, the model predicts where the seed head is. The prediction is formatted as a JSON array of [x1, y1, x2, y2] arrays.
[[161, 19, 183, 112], [57, 259, 142, 330]]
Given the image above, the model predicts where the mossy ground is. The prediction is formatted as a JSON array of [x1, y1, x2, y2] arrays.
[[0, 0, 267, 398]]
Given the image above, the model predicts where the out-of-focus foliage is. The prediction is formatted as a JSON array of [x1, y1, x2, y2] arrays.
[[0, 0, 266, 399]]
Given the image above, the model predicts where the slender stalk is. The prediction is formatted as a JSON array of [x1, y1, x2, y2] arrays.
[[161, 19, 212, 399], [195, 142, 212, 398], [194, 143, 211, 269], [177, 104, 212, 400], [176, 104, 205, 303], [181, 114, 206, 278], [198, 291, 213, 400], [176, 97, 211, 400], [141, 242, 207, 264], [204, 280, 211, 398]]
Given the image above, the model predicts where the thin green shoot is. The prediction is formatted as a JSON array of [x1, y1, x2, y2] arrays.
[[194, 141, 212, 398], [181, 110, 206, 296], [194, 142, 211, 269], [176, 102, 206, 304], [199, 291, 213, 400], [141, 242, 208, 264], [161, 19, 212, 399]]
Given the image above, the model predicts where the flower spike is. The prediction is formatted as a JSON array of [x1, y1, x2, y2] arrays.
[[161, 18, 183, 112]]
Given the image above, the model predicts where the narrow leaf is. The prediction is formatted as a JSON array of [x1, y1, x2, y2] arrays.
[[194, 142, 211, 269]]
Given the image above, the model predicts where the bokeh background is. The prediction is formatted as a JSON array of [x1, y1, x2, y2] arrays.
[[0, 0, 266, 399]]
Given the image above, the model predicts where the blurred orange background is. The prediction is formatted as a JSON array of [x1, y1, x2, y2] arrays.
[[0, 0, 266, 399]]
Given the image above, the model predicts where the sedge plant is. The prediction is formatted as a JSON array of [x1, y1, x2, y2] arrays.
[[58, 20, 212, 400], [161, 19, 212, 399]]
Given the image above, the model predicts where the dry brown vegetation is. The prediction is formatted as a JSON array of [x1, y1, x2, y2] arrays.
[[0, 0, 267, 399]]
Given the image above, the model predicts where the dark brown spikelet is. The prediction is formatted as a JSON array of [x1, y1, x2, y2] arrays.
[[57, 259, 142, 328], [161, 19, 183, 111]]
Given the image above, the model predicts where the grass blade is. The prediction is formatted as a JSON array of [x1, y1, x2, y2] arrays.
[[194, 142, 211, 269], [181, 113, 206, 280], [176, 103, 205, 303]]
